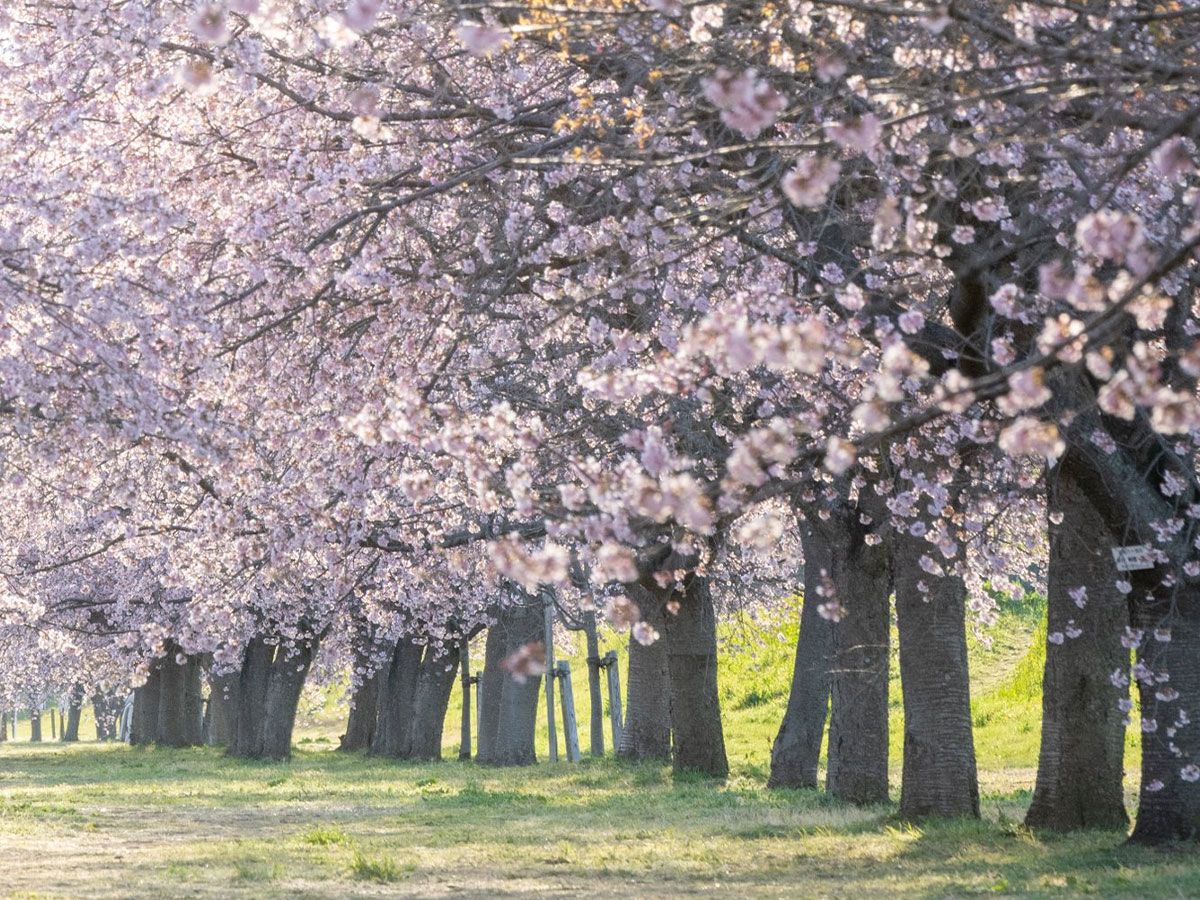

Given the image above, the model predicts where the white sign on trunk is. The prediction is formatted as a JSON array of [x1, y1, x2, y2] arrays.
[[1111, 544, 1155, 572]]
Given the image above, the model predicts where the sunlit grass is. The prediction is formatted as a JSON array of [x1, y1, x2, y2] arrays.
[[0, 594, 1178, 898]]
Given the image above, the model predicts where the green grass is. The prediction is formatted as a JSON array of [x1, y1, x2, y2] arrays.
[[348, 848, 412, 882], [0, 593, 1186, 899]]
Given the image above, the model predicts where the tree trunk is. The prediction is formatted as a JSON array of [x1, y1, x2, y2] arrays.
[[93, 697, 111, 741], [895, 534, 980, 819], [29, 709, 41, 743], [371, 639, 423, 757], [157, 643, 204, 747], [408, 645, 461, 760], [229, 635, 318, 760], [340, 644, 384, 752], [1128, 583, 1200, 844], [479, 599, 543, 766], [0, 712, 6, 742], [206, 673, 239, 746], [825, 520, 891, 805], [257, 639, 317, 760], [769, 525, 835, 789], [230, 638, 274, 758], [62, 685, 83, 742], [665, 576, 728, 778], [583, 610, 606, 757], [1026, 467, 1129, 831], [93, 693, 122, 741], [63, 706, 80, 742], [131, 663, 163, 746], [477, 625, 505, 761], [619, 587, 672, 761]]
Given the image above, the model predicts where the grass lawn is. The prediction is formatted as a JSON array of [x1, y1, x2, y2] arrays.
[[0, 595, 1193, 899]]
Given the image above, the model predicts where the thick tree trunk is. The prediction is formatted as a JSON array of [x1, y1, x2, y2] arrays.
[[228, 635, 318, 760], [408, 645, 461, 760], [157, 644, 204, 748], [230, 638, 274, 758], [769, 526, 835, 789], [479, 599, 543, 766], [206, 673, 239, 746], [665, 577, 728, 778], [371, 639, 423, 758], [29, 709, 41, 743], [825, 522, 891, 805], [130, 663, 163, 746], [1026, 467, 1129, 831], [340, 644, 385, 752], [1128, 584, 1200, 844], [257, 640, 316, 760], [477, 625, 505, 760], [619, 588, 672, 761], [62, 685, 83, 742], [895, 535, 980, 819], [0, 712, 6, 742], [63, 706, 80, 742]]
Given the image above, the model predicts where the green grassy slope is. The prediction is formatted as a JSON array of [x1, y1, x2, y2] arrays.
[[293, 590, 1139, 805]]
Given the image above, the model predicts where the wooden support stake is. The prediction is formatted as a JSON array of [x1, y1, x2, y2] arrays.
[[583, 610, 604, 757], [604, 649, 624, 751], [474, 675, 483, 755], [557, 661, 581, 763], [543, 600, 558, 763], [459, 638, 472, 761]]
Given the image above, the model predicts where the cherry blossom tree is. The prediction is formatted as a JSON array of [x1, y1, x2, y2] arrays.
[[1, 0, 1199, 844]]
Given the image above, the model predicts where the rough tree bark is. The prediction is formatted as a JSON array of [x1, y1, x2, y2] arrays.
[[822, 508, 892, 805], [29, 708, 41, 743], [371, 639, 424, 758], [230, 638, 272, 756], [408, 645, 461, 760], [1127, 583, 1200, 844], [205, 672, 239, 746], [478, 598, 543, 766], [229, 634, 318, 760], [895, 532, 980, 819], [619, 585, 672, 761], [769, 523, 834, 789], [259, 641, 316, 759], [130, 662, 163, 746], [1025, 465, 1129, 831], [157, 644, 204, 748], [62, 684, 84, 742], [477, 625, 505, 761], [93, 693, 124, 741], [1054, 373, 1200, 843], [664, 576, 728, 778], [340, 642, 385, 753]]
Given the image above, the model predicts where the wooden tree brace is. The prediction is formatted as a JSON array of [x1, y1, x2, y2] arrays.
[[556, 660, 581, 762]]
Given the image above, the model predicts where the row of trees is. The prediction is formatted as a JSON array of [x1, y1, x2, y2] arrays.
[[1, 0, 1199, 846]]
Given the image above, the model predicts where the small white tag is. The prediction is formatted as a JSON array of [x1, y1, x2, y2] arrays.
[[1111, 544, 1155, 572]]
